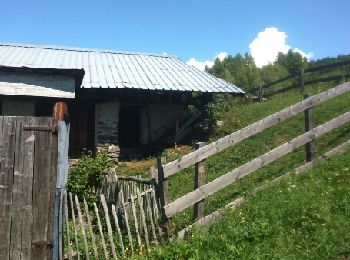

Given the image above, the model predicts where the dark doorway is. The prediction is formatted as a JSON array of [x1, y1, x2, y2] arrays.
[[118, 104, 141, 147]]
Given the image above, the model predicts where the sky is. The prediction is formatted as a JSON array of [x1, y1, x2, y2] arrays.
[[1, 0, 349, 70]]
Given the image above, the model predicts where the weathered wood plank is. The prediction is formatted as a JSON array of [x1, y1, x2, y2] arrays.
[[100, 194, 118, 260], [0, 116, 16, 260], [136, 188, 149, 248], [164, 111, 350, 218], [64, 193, 72, 260], [145, 192, 158, 243], [93, 202, 109, 260], [31, 117, 53, 260], [130, 195, 142, 250], [68, 193, 80, 260], [83, 198, 98, 259], [194, 142, 205, 220], [10, 117, 25, 260], [74, 196, 89, 260], [120, 190, 134, 254], [163, 82, 350, 177], [111, 204, 126, 257], [20, 117, 35, 260]]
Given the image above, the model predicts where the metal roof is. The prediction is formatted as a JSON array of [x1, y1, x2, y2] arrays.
[[0, 43, 244, 94]]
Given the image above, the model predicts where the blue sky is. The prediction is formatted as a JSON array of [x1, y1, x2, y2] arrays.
[[1, 0, 349, 69]]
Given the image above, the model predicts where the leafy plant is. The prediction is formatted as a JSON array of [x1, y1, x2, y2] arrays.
[[67, 151, 112, 205]]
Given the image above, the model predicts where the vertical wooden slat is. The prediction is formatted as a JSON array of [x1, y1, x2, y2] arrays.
[[145, 192, 158, 243], [21, 117, 35, 260], [93, 202, 109, 260], [111, 204, 126, 257], [130, 196, 142, 250], [304, 93, 315, 162], [100, 194, 118, 260], [136, 188, 149, 248], [194, 142, 206, 220], [31, 117, 53, 260], [0, 117, 16, 260], [157, 156, 171, 239], [151, 188, 163, 239], [74, 196, 90, 260], [64, 193, 72, 260], [83, 199, 99, 259], [10, 117, 25, 260], [120, 190, 134, 254], [58, 192, 63, 260], [68, 193, 80, 260]]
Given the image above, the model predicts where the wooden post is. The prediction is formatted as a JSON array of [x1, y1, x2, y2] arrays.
[[156, 156, 172, 239], [194, 142, 206, 220], [304, 93, 315, 162], [51, 102, 68, 260], [258, 84, 263, 102], [300, 68, 305, 93]]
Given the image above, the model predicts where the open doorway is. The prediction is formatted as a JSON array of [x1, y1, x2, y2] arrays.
[[118, 104, 141, 148]]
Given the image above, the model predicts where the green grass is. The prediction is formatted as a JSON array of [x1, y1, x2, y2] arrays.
[[165, 82, 350, 230], [141, 150, 350, 259], [135, 81, 350, 258]]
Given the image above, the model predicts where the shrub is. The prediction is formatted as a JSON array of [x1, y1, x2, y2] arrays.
[[67, 151, 112, 205]]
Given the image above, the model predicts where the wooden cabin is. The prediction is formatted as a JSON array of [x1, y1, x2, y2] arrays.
[[0, 43, 244, 159]]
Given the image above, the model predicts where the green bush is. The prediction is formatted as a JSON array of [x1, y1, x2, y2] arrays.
[[67, 151, 112, 205]]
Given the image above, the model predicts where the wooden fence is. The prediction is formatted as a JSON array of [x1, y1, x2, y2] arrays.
[[0, 116, 56, 260], [156, 82, 350, 237], [249, 59, 350, 99], [62, 175, 161, 259]]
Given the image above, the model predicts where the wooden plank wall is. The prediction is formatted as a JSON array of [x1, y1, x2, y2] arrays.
[[0, 116, 55, 260]]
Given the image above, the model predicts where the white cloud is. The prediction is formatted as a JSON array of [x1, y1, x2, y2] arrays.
[[216, 51, 228, 61], [249, 27, 313, 67], [293, 48, 314, 60], [186, 58, 214, 71], [186, 52, 228, 71]]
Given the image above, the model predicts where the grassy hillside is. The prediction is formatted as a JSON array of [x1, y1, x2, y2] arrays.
[[142, 149, 350, 259], [164, 81, 350, 230], [132, 81, 350, 258]]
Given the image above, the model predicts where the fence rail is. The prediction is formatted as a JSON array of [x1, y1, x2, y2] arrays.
[[249, 59, 350, 97], [156, 82, 350, 235]]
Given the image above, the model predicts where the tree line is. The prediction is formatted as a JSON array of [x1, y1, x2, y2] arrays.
[[206, 50, 350, 92]]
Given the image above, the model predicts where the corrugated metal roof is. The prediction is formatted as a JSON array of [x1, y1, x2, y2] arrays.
[[0, 43, 244, 94]]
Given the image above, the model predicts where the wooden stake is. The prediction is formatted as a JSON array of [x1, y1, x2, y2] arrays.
[[74, 196, 90, 260], [145, 192, 158, 243], [304, 93, 315, 162], [136, 188, 150, 248], [120, 190, 134, 254], [100, 194, 118, 260], [93, 202, 109, 260], [68, 193, 80, 260], [112, 204, 126, 257], [130, 196, 142, 249], [63, 193, 72, 260], [83, 199, 98, 259], [194, 142, 206, 220], [157, 156, 172, 239]]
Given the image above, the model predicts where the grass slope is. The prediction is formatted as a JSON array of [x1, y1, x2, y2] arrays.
[[142, 150, 350, 259]]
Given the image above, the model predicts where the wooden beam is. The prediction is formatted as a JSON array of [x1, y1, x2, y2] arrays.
[[164, 111, 350, 218], [162, 82, 350, 178]]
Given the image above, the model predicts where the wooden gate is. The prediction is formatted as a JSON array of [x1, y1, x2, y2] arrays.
[[0, 116, 60, 260]]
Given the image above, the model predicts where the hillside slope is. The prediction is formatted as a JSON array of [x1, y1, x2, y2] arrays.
[[143, 149, 350, 259], [135, 81, 350, 259]]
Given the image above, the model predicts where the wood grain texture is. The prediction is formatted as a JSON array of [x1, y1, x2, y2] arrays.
[[163, 82, 350, 178], [164, 111, 350, 218]]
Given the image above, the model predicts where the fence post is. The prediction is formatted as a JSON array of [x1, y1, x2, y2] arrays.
[[300, 68, 305, 93], [156, 156, 172, 239], [304, 93, 315, 162], [258, 84, 264, 102], [194, 142, 206, 220]]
